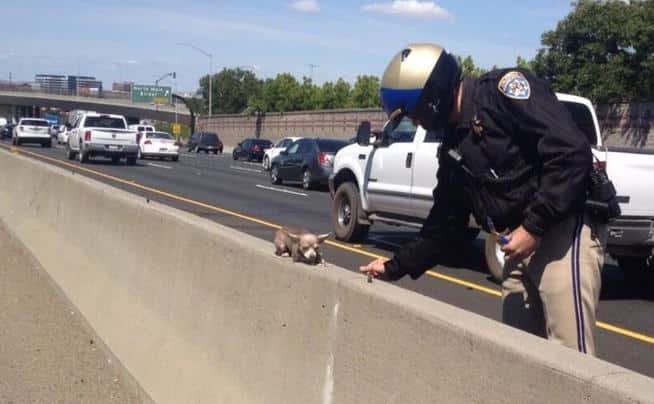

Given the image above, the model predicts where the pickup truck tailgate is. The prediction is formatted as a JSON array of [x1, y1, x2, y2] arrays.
[[91, 129, 136, 144], [595, 147, 654, 216]]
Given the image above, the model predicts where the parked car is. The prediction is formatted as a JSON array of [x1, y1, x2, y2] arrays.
[[329, 93, 654, 280], [270, 138, 348, 190], [233, 138, 273, 162], [187, 132, 223, 154], [262, 136, 302, 171], [12, 118, 52, 147], [66, 112, 138, 164], [138, 131, 180, 161], [1, 123, 16, 139]]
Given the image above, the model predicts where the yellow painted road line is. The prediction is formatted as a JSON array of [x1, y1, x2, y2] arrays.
[[0, 145, 281, 230], [325, 239, 384, 259], [596, 321, 654, 345], [426, 271, 503, 297], [4, 144, 654, 346]]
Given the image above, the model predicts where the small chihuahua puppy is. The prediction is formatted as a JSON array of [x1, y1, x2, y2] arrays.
[[274, 225, 330, 265]]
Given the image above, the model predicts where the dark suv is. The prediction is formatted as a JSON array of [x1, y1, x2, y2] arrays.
[[232, 138, 273, 162], [187, 132, 223, 154]]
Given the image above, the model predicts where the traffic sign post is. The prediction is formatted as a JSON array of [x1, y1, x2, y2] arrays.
[[131, 85, 172, 105]]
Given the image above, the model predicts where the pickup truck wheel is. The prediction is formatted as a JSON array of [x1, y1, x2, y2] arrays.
[[78, 147, 89, 163], [126, 156, 137, 166], [65, 142, 76, 160], [270, 165, 282, 185], [332, 182, 369, 242], [484, 234, 505, 282], [172, 155, 179, 162]]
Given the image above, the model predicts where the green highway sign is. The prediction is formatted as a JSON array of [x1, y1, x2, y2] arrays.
[[131, 85, 172, 105]]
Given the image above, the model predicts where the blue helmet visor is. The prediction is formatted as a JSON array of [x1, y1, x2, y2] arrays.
[[379, 87, 423, 116]]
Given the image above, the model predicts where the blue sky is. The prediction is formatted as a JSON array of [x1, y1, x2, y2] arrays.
[[0, 0, 574, 93]]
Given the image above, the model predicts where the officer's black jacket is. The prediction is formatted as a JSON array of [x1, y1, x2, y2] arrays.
[[383, 69, 593, 281]]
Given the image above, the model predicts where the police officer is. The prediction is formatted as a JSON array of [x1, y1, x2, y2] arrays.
[[360, 43, 606, 355]]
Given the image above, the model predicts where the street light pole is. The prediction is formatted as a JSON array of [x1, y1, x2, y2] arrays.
[[209, 54, 213, 117], [177, 42, 213, 116]]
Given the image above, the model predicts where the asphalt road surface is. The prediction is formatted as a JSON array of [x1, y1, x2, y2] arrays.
[[2, 138, 652, 378]]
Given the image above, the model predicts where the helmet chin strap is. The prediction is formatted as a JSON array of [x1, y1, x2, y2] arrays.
[[386, 108, 407, 132], [388, 108, 405, 121]]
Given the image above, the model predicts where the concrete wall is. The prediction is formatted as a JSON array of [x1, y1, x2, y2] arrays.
[[199, 103, 654, 150], [596, 102, 654, 148], [0, 150, 653, 403], [198, 108, 387, 147]]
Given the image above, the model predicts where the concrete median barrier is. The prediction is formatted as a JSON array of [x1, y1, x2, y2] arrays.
[[0, 150, 652, 403]]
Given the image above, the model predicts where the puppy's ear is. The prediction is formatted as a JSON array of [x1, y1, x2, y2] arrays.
[[317, 233, 331, 243], [288, 233, 301, 242]]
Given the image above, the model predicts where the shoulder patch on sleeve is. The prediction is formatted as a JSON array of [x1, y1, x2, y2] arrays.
[[498, 71, 531, 100]]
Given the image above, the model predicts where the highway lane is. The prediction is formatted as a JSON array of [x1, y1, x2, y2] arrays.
[[2, 139, 653, 378]]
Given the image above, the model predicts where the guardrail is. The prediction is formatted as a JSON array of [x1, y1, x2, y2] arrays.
[[0, 150, 652, 404]]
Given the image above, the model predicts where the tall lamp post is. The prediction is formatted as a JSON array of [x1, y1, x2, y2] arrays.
[[177, 43, 213, 116]]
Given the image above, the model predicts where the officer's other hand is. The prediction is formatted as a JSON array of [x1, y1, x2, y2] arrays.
[[359, 258, 388, 279], [501, 226, 541, 262]]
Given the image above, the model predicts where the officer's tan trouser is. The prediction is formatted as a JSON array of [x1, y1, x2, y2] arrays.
[[502, 215, 606, 355]]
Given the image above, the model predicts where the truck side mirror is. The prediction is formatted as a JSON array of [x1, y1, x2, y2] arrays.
[[356, 121, 371, 146]]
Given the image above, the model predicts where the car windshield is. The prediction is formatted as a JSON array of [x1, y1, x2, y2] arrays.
[[22, 120, 49, 127], [146, 132, 173, 139], [317, 139, 348, 153], [202, 133, 219, 145], [85, 116, 126, 129]]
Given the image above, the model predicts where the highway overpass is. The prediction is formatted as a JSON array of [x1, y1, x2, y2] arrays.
[[0, 89, 193, 125]]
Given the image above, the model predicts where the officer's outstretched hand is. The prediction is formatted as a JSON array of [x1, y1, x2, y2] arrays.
[[501, 225, 541, 262], [359, 258, 388, 279]]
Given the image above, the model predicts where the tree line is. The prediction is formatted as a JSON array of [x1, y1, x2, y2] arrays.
[[195, 69, 380, 115], [195, 0, 654, 115]]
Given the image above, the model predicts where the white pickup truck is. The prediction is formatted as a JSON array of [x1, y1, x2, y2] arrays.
[[65, 112, 139, 165], [328, 94, 654, 277]]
